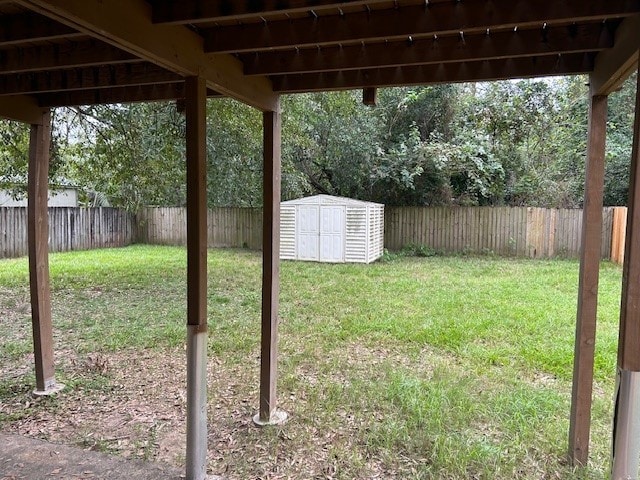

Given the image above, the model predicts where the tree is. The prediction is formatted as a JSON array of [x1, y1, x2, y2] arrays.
[[281, 91, 381, 199], [603, 71, 637, 206], [0, 120, 30, 197], [59, 103, 186, 210], [3, 74, 635, 210], [0, 112, 71, 199]]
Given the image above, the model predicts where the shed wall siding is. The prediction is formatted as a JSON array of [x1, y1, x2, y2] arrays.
[[345, 206, 368, 263], [280, 205, 296, 259], [368, 206, 385, 263]]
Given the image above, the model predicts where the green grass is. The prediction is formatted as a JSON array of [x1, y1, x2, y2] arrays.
[[0, 245, 623, 478]]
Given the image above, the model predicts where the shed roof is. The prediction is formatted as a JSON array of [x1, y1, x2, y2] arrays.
[[1, 1, 639, 121], [282, 194, 384, 207]]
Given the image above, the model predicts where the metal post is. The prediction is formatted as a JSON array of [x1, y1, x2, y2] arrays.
[[612, 370, 640, 479], [186, 324, 208, 480]]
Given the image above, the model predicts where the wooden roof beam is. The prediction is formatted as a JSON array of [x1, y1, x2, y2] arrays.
[[272, 53, 596, 92], [0, 63, 180, 96], [19, 0, 279, 111], [204, 0, 640, 53], [36, 83, 221, 107], [152, 0, 375, 25], [362, 87, 377, 106], [0, 12, 85, 47], [243, 22, 614, 76], [0, 40, 138, 75], [590, 14, 640, 95], [0, 94, 48, 123]]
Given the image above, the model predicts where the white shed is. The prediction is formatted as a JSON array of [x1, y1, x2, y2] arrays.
[[0, 188, 78, 207], [280, 194, 384, 263]]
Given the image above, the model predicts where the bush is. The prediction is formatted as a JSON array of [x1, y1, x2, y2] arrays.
[[402, 243, 437, 257]]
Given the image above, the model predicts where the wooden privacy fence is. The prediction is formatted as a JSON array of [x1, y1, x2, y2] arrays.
[[384, 206, 619, 260], [0, 207, 136, 259], [139, 206, 627, 262], [0, 205, 630, 262], [137, 207, 263, 250]]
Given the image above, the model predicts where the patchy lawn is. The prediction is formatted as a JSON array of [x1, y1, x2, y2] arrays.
[[0, 245, 622, 479]]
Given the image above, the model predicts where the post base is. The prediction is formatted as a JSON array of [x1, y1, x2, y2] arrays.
[[33, 382, 65, 397], [253, 409, 288, 427]]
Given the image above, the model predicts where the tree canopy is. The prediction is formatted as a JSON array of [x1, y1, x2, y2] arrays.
[[0, 74, 637, 209]]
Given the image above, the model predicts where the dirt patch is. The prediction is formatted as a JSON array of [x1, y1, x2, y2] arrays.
[[1, 342, 436, 479], [2, 349, 188, 465], [0, 432, 184, 480]]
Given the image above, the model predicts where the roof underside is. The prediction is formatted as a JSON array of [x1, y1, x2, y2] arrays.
[[0, 1, 639, 116]]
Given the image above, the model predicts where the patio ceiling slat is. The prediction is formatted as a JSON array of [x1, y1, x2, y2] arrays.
[[203, 0, 640, 54]]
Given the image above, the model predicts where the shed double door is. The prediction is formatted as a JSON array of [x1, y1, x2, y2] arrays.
[[297, 205, 345, 262]]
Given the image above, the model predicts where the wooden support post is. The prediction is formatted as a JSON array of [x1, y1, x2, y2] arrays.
[[611, 66, 640, 480], [617, 70, 640, 372], [28, 110, 63, 396], [254, 103, 287, 426], [185, 75, 208, 480], [363, 87, 377, 106], [568, 91, 608, 466]]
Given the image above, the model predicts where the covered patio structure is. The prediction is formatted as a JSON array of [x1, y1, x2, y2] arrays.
[[1, 1, 640, 478]]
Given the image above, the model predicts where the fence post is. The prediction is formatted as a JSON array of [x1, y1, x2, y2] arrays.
[[611, 207, 628, 264]]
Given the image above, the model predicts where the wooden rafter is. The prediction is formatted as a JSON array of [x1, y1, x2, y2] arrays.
[[151, 0, 376, 25], [0, 2, 635, 107], [272, 53, 595, 92], [0, 12, 84, 47], [35, 84, 221, 107], [591, 14, 640, 95], [0, 40, 138, 75], [19, 0, 279, 111], [243, 23, 614, 76], [204, 0, 640, 53], [0, 63, 180, 96], [363, 87, 377, 106], [0, 94, 46, 123]]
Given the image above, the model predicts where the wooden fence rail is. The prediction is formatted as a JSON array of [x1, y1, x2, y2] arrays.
[[0, 205, 629, 262], [0, 207, 136, 259]]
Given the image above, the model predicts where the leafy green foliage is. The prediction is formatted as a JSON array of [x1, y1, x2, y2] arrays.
[[282, 91, 381, 199], [604, 72, 637, 206], [0, 113, 68, 199], [58, 104, 186, 210], [0, 120, 29, 197], [1, 74, 637, 208]]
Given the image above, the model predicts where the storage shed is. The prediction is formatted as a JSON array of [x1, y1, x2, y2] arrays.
[[280, 195, 384, 263]]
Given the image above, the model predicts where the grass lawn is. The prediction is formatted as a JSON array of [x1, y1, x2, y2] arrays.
[[0, 245, 622, 479]]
